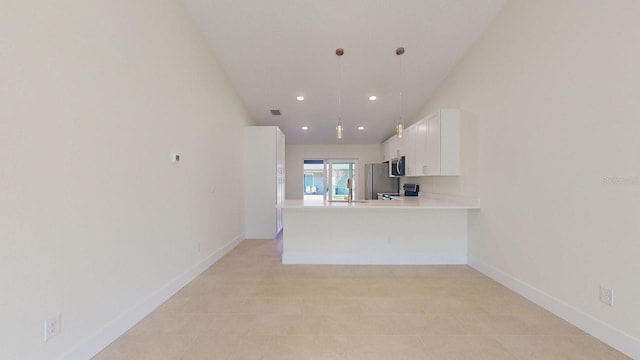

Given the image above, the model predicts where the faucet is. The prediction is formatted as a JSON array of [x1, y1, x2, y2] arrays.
[[347, 178, 353, 203]]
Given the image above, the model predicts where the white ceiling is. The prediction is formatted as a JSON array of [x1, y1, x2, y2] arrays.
[[185, 0, 506, 144]]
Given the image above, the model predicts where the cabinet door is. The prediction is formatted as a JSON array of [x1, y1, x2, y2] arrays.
[[276, 128, 285, 181], [275, 128, 285, 232], [403, 124, 417, 176], [276, 175, 284, 231], [425, 111, 441, 176], [387, 136, 399, 159], [413, 119, 428, 176], [396, 132, 407, 158], [382, 138, 391, 162]]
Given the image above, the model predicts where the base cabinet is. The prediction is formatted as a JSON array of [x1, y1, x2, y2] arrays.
[[244, 126, 285, 238]]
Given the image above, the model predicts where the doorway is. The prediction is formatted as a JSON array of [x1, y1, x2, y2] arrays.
[[303, 159, 357, 201], [303, 160, 324, 200]]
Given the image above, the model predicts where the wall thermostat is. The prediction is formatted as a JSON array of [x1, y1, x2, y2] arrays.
[[170, 152, 181, 163]]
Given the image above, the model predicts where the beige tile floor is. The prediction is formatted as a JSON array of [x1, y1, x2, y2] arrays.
[[94, 239, 629, 360]]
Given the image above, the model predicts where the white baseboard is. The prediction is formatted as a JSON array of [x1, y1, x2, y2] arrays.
[[468, 257, 640, 359], [282, 254, 467, 265], [62, 234, 244, 360]]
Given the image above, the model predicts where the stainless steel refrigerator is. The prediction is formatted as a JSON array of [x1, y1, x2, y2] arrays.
[[364, 163, 400, 200]]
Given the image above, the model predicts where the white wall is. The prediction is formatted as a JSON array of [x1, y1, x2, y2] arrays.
[[285, 144, 382, 200], [411, 0, 640, 356], [0, 2, 252, 359]]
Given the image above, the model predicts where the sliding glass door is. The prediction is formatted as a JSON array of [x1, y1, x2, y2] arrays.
[[327, 160, 356, 201], [303, 159, 357, 201], [303, 160, 324, 200]]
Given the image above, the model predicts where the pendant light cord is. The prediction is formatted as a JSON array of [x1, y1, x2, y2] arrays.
[[339, 53, 342, 120], [399, 52, 403, 125], [396, 47, 405, 137], [336, 48, 345, 139]]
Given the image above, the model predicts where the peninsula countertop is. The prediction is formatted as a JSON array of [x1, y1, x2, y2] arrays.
[[278, 194, 480, 210]]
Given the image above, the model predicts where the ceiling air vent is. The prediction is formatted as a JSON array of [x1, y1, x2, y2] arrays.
[[270, 109, 281, 116]]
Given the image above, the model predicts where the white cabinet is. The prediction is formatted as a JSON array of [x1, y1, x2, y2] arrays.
[[382, 135, 398, 162], [424, 109, 460, 176], [396, 132, 407, 160], [383, 133, 409, 177], [382, 132, 408, 161], [245, 126, 285, 238], [383, 121, 422, 177], [403, 124, 417, 176], [406, 118, 428, 176], [382, 138, 390, 162], [382, 109, 460, 177], [275, 128, 285, 231]]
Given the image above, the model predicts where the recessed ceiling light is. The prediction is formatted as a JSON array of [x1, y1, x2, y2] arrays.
[[296, 96, 305, 101], [301, 126, 309, 130], [357, 126, 365, 131], [368, 95, 377, 101]]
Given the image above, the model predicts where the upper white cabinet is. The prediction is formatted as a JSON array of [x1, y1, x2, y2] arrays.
[[382, 108, 460, 177], [396, 130, 408, 161], [403, 124, 417, 176], [244, 126, 285, 238], [382, 129, 409, 162], [382, 135, 399, 162], [406, 118, 427, 176], [382, 137, 390, 162], [424, 109, 460, 176]]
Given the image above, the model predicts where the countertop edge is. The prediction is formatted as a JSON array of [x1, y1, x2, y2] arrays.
[[277, 199, 480, 210]]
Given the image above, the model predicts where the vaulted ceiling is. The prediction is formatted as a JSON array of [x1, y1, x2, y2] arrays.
[[185, 0, 506, 144]]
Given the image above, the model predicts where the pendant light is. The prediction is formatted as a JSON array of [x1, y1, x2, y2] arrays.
[[336, 48, 344, 140], [396, 47, 405, 138]]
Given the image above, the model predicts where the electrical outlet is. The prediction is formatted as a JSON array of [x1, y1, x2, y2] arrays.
[[44, 313, 61, 341], [599, 286, 614, 306]]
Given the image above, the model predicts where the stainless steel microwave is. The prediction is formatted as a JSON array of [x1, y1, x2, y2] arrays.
[[390, 156, 405, 177]]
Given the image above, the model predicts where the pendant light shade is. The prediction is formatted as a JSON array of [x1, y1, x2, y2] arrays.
[[396, 122, 404, 139], [336, 48, 344, 140], [396, 47, 405, 139]]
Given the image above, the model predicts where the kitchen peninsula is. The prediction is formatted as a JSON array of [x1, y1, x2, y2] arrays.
[[278, 195, 479, 265]]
